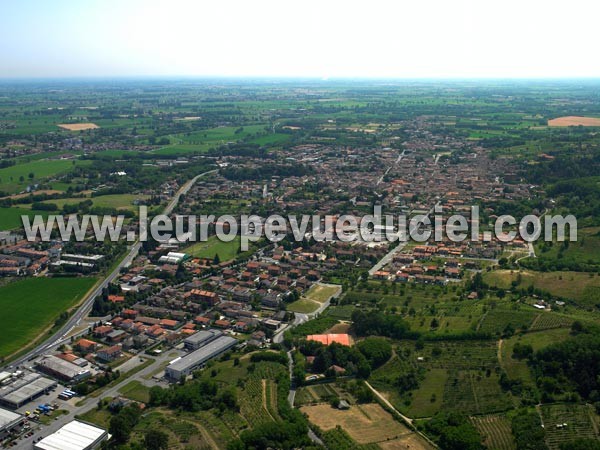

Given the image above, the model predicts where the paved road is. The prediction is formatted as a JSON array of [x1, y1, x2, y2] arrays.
[[2, 169, 217, 371]]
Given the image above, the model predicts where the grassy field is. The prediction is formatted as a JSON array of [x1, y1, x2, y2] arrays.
[[0, 159, 90, 194], [38, 193, 149, 212], [287, 283, 340, 314], [0, 277, 97, 359], [153, 124, 269, 155], [182, 235, 241, 261], [119, 380, 151, 403], [301, 402, 412, 445], [534, 227, 600, 268], [484, 269, 600, 305], [287, 298, 321, 314], [406, 368, 448, 418], [500, 328, 572, 383], [0, 206, 49, 231]]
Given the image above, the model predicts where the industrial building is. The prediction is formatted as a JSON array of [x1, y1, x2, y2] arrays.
[[0, 407, 22, 439], [0, 372, 57, 409], [36, 355, 91, 383], [34, 420, 108, 450], [183, 329, 222, 351], [166, 335, 238, 380]]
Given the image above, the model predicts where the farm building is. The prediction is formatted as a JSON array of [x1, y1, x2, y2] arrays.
[[34, 420, 108, 450], [166, 335, 238, 380], [183, 329, 222, 351]]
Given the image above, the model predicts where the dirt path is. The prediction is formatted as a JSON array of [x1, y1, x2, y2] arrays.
[[497, 338, 504, 367], [262, 379, 275, 421]]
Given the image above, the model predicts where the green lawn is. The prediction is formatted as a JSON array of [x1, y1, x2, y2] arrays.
[[0, 277, 97, 359], [0, 207, 48, 231]]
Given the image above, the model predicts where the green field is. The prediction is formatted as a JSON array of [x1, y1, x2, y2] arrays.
[[119, 380, 151, 403], [182, 235, 241, 261], [153, 124, 269, 155], [287, 284, 340, 314], [0, 206, 49, 231], [0, 159, 90, 194], [484, 269, 600, 306], [38, 193, 150, 212], [0, 277, 97, 359]]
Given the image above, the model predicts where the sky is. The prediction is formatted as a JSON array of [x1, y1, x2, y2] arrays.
[[1, 0, 599, 79]]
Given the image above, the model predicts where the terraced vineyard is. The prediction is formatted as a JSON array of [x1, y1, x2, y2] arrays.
[[471, 414, 516, 450]]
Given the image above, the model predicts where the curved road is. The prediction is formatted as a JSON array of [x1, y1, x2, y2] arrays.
[[3, 169, 217, 371]]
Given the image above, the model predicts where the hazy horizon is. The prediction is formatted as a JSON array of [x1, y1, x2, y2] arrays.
[[1, 0, 599, 79]]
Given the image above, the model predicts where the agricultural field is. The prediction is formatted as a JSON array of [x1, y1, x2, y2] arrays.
[[0, 158, 90, 194], [471, 414, 516, 450], [405, 369, 448, 418], [0, 206, 48, 230], [37, 193, 150, 212], [153, 124, 269, 155], [540, 403, 599, 450], [548, 116, 600, 127], [0, 276, 97, 359], [441, 370, 513, 415], [300, 402, 413, 445], [57, 122, 99, 131]]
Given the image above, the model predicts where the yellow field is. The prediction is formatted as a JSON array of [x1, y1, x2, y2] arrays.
[[548, 116, 600, 127], [58, 123, 99, 131], [300, 403, 411, 444]]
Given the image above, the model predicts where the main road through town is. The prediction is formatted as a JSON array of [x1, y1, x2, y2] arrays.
[[2, 169, 218, 372]]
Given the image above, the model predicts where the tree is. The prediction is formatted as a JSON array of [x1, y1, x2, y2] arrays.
[[109, 415, 131, 444], [144, 429, 169, 450], [28, 172, 34, 179]]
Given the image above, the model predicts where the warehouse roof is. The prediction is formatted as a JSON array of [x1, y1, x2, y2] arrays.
[[168, 335, 237, 374], [34, 420, 107, 450], [0, 407, 21, 432], [183, 329, 222, 345]]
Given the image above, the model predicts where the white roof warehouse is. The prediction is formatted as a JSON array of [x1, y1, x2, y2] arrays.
[[166, 335, 238, 380], [34, 420, 108, 450]]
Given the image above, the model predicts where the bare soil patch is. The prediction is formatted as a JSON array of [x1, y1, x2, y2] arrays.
[[58, 123, 99, 131], [548, 116, 600, 127]]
